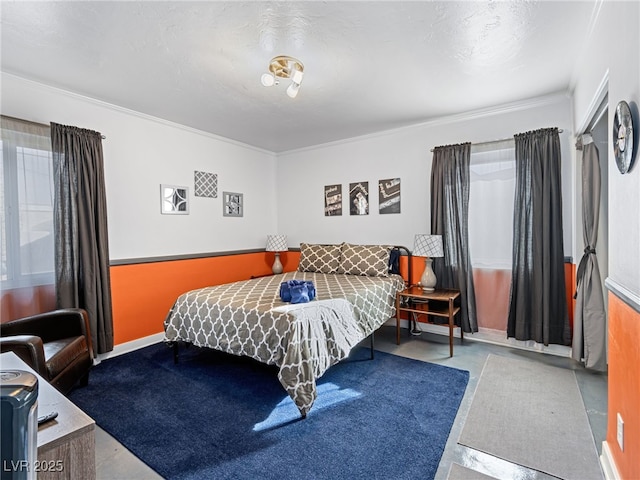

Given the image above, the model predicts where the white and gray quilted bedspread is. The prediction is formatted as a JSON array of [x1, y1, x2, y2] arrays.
[[163, 272, 405, 416]]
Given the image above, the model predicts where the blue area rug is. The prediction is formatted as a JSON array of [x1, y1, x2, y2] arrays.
[[69, 343, 469, 480]]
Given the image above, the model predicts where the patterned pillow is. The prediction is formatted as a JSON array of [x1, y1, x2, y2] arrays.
[[297, 243, 342, 274], [338, 243, 392, 277]]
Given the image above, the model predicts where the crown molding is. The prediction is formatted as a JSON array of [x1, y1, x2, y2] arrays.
[[569, 0, 606, 90], [279, 91, 571, 156], [1, 71, 275, 156], [4, 70, 570, 159], [574, 70, 609, 135]]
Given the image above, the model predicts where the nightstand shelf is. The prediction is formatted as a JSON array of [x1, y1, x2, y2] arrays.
[[395, 286, 462, 357]]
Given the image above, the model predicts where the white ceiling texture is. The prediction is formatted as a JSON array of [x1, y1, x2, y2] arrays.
[[1, 1, 597, 153]]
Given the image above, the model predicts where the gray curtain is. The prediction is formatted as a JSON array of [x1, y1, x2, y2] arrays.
[[507, 128, 569, 345], [572, 139, 607, 370], [430, 143, 478, 333], [51, 122, 114, 355]]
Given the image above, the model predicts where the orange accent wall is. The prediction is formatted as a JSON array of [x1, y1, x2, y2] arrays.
[[405, 260, 576, 330], [565, 262, 576, 329], [408, 256, 424, 287], [2, 254, 574, 342], [473, 268, 511, 331], [392, 256, 420, 321], [110, 251, 299, 345], [606, 292, 640, 479]]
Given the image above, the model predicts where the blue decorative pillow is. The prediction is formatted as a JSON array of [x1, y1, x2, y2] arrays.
[[306, 281, 316, 300], [290, 283, 310, 304], [279, 280, 316, 303], [280, 281, 292, 302]]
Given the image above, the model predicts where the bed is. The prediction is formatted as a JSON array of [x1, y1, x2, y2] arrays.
[[163, 243, 410, 417]]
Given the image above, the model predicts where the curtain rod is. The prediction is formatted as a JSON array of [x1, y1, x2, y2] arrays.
[[430, 129, 563, 152], [1, 115, 107, 139], [53, 121, 107, 140]]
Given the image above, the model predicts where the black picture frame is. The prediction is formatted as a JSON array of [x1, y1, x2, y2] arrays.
[[378, 178, 401, 214], [324, 184, 342, 216], [349, 181, 369, 215]]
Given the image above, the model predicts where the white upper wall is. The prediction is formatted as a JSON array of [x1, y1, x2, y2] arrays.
[[2, 2, 636, 301], [276, 94, 575, 255], [1, 73, 278, 260], [8, 0, 637, 287], [571, 0, 640, 297], [2, 72, 574, 265]]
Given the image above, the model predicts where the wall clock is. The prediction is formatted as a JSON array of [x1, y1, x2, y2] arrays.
[[612, 100, 635, 174]]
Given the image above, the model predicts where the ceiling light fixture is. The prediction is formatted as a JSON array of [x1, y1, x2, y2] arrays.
[[260, 55, 304, 99]]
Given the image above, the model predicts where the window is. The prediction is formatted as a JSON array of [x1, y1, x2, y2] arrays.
[[0, 116, 54, 288], [468, 141, 515, 269]]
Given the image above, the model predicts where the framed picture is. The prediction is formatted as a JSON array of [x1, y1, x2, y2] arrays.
[[324, 184, 342, 216], [378, 178, 401, 214], [223, 191, 243, 217], [194, 171, 218, 198], [349, 181, 369, 215], [160, 184, 189, 215]]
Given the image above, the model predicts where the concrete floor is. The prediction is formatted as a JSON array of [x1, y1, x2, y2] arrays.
[[93, 326, 607, 479]]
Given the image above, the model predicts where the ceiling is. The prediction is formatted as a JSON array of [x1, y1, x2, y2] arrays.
[[1, 1, 597, 153]]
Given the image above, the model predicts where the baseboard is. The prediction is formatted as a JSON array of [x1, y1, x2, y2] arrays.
[[105, 321, 570, 361], [386, 319, 571, 357], [470, 328, 571, 357], [600, 441, 621, 480], [95, 332, 165, 363]]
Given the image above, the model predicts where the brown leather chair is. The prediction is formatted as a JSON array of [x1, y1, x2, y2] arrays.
[[0, 308, 94, 394]]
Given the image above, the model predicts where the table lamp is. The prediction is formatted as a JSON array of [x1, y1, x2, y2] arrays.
[[266, 235, 288, 274], [413, 234, 444, 291]]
